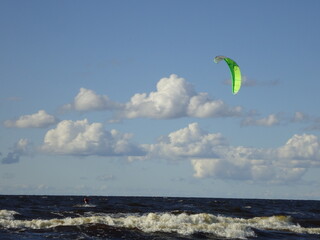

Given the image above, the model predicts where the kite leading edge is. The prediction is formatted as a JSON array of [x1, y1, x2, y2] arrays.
[[214, 56, 242, 95]]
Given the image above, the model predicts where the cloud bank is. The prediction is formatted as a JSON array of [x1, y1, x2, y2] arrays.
[[0, 118, 308, 183], [143, 123, 320, 183], [57, 74, 314, 129], [4, 115, 320, 184], [62, 74, 243, 120], [4, 73, 320, 185]]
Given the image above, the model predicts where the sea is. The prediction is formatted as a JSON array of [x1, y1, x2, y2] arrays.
[[1, 195, 320, 240]]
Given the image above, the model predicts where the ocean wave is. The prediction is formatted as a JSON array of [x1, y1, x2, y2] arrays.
[[1, 210, 320, 239]]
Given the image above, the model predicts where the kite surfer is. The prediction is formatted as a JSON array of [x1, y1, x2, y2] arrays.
[[83, 197, 89, 204]]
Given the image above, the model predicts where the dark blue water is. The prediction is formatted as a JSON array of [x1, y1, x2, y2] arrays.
[[1, 195, 320, 239]]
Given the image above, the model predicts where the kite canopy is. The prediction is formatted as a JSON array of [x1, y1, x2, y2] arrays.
[[214, 55, 242, 94]]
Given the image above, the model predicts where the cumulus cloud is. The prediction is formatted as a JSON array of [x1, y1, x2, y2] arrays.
[[143, 123, 320, 183], [277, 134, 320, 162], [190, 132, 320, 183], [119, 74, 195, 119], [117, 74, 242, 119], [191, 158, 256, 180], [61, 88, 122, 112], [4, 110, 58, 128], [41, 119, 145, 157], [145, 122, 227, 160], [2, 139, 32, 164]]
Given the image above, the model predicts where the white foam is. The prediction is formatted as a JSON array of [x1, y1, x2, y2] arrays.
[[0, 210, 19, 220], [73, 204, 96, 208], [1, 210, 320, 239]]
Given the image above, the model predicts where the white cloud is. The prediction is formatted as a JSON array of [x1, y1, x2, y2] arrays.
[[241, 111, 320, 129], [4, 110, 58, 128], [62, 88, 121, 112], [116, 74, 242, 119], [119, 74, 195, 119], [187, 93, 242, 118], [241, 113, 280, 127], [41, 119, 145, 157]]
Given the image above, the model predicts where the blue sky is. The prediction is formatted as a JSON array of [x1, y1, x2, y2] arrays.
[[1, 0, 320, 199]]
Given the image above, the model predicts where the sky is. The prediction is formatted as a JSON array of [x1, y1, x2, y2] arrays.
[[1, 0, 320, 200]]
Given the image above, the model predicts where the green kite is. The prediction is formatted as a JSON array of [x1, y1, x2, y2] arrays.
[[214, 56, 242, 94]]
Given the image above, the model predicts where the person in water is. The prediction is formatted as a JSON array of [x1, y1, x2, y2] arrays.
[[83, 197, 89, 204]]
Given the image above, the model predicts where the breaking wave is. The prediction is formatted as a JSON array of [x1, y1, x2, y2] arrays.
[[1, 210, 320, 239]]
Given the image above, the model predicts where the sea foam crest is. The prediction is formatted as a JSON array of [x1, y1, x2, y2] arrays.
[[1, 211, 320, 239]]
